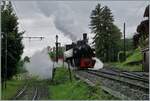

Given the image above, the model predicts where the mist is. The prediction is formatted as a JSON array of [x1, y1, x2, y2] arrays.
[[24, 48, 53, 79]]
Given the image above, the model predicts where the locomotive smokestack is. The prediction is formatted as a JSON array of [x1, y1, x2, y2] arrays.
[[83, 33, 87, 40], [83, 33, 88, 43]]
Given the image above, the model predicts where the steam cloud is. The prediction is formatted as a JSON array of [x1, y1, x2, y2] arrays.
[[25, 48, 53, 79], [35, 2, 85, 41]]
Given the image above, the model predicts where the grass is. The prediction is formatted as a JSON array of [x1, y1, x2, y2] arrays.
[[48, 67, 117, 100], [123, 48, 142, 65], [107, 48, 143, 71], [1, 79, 25, 100], [109, 62, 143, 71]]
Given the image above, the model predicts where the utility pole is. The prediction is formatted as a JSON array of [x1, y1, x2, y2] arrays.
[[1, 32, 7, 89], [5, 33, 7, 89], [123, 22, 126, 61], [52, 35, 59, 82], [2, 34, 44, 88], [56, 35, 58, 62], [55, 35, 61, 62]]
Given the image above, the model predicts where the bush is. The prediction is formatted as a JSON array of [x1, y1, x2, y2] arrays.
[[123, 48, 142, 65], [118, 51, 134, 62]]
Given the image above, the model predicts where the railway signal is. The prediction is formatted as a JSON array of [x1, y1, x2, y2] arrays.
[[52, 35, 60, 82]]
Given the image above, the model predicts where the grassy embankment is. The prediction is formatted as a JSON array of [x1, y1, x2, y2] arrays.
[[108, 48, 143, 71], [1, 78, 25, 100], [48, 66, 118, 100]]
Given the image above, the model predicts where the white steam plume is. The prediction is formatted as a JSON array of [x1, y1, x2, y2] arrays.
[[35, 2, 85, 41], [25, 48, 53, 79]]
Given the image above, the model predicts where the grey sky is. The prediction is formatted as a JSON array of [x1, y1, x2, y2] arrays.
[[12, 1, 149, 57]]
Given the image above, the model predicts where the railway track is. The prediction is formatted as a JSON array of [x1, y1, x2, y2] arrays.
[[103, 65, 149, 78], [75, 68, 149, 100], [32, 88, 38, 100], [13, 85, 28, 100], [90, 68, 149, 83], [11, 80, 49, 100], [86, 70, 149, 91], [13, 82, 39, 100], [102, 67, 149, 80]]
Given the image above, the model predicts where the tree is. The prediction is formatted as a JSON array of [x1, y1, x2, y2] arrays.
[[109, 24, 122, 61], [133, 5, 149, 49], [90, 4, 122, 62], [1, 1, 24, 81], [119, 38, 134, 51], [24, 56, 30, 63]]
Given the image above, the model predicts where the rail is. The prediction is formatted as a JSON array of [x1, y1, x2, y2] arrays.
[[84, 70, 149, 91]]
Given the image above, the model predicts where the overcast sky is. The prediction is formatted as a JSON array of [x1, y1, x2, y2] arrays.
[[11, 1, 149, 57]]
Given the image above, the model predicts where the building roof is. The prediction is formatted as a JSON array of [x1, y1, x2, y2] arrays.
[[144, 5, 149, 17]]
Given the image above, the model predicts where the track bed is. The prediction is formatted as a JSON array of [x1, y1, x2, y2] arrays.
[[75, 68, 149, 100]]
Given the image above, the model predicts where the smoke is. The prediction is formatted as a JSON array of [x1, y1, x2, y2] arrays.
[[24, 48, 53, 79], [35, 2, 84, 41]]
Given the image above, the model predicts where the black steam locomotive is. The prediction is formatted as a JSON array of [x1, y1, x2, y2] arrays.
[[64, 33, 96, 69]]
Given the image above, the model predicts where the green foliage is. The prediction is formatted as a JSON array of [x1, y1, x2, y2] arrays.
[[49, 51, 56, 60], [49, 81, 88, 100], [90, 4, 122, 62], [108, 48, 143, 71], [49, 47, 64, 61], [58, 47, 65, 57], [118, 51, 125, 62], [16, 60, 27, 73], [1, 1, 24, 80], [119, 38, 134, 51], [49, 67, 117, 100], [118, 51, 133, 62], [23, 56, 30, 63], [123, 48, 142, 65], [109, 62, 143, 71], [2, 79, 25, 100], [135, 7, 149, 49]]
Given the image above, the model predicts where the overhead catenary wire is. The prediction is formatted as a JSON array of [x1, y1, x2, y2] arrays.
[[11, 1, 45, 41], [12, 2, 45, 40]]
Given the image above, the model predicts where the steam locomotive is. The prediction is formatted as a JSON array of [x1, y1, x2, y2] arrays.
[[64, 33, 96, 69]]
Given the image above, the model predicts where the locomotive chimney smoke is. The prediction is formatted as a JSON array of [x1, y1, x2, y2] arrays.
[[36, 2, 84, 41], [83, 33, 88, 43]]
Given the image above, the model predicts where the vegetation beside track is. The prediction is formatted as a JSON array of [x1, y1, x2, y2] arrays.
[[106, 48, 143, 71], [1, 79, 25, 100], [107, 63, 142, 71], [48, 67, 117, 100]]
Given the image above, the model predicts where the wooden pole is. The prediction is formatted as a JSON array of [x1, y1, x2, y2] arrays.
[[52, 35, 59, 82], [52, 62, 56, 82], [123, 22, 126, 61], [68, 62, 72, 82]]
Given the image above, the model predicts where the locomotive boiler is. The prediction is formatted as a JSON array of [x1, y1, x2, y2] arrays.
[[64, 33, 96, 69]]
